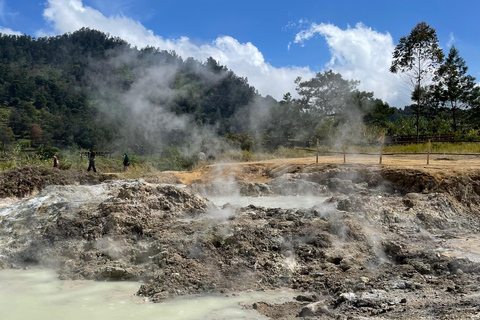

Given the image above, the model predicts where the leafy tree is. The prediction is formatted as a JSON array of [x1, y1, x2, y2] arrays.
[[430, 46, 480, 132], [390, 22, 444, 141], [426, 112, 452, 135], [294, 70, 379, 145], [315, 117, 339, 147], [224, 131, 256, 151], [363, 99, 395, 126], [0, 124, 15, 151], [295, 70, 361, 118], [35, 145, 59, 160], [469, 94, 480, 128], [386, 116, 425, 136], [8, 107, 31, 137], [30, 123, 43, 147], [262, 93, 310, 149]]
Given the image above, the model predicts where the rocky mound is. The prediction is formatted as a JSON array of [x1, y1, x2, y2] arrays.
[[0, 180, 210, 278], [0, 165, 113, 198]]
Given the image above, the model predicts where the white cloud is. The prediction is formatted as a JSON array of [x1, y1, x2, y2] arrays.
[[38, 0, 313, 101], [38, 1, 408, 107], [0, 26, 21, 35], [294, 22, 408, 107]]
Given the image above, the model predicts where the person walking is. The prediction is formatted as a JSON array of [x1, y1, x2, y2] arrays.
[[123, 153, 130, 171], [53, 155, 59, 168], [87, 150, 96, 172]]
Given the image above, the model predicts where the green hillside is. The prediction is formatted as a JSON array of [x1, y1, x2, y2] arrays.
[[0, 28, 260, 154]]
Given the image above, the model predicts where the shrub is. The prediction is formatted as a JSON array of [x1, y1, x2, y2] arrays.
[[461, 129, 480, 142], [36, 145, 60, 160], [241, 150, 253, 162], [155, 146, 195, 171], [59, 162, 72, 170]]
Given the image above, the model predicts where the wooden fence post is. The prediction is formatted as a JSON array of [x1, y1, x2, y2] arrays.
[[427, 139, 431, 165], [379, 132, 385, 164]]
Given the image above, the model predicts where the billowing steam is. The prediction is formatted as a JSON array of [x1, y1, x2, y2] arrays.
[[85, 50, 272, 157]]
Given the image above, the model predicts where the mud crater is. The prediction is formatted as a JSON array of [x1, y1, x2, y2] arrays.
[[1, 164, 480, 319]]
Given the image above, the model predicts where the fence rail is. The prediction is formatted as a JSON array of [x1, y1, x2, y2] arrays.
[[386, 133, 456, 145], [290, 134, 480, 147]]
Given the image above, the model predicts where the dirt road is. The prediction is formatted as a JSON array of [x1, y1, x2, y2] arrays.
[[158, 153, 480, 187]]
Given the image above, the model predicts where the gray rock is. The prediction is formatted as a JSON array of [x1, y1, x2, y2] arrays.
[[356, 289, 390, 308], [268, 177, 327, 196], [390, 279, 413, 290], [449, 258, 480, 274], [339, 292, 357, 302], [354, 281, 366, 291], [240, 182, 273, 196], [298, 301, 329, 317], [404, 193, 425, 200], [326, 178, 357, 194], [296, 294, 317, 302]]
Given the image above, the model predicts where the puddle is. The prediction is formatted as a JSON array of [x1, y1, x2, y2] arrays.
[[0, 269, 298, 320], [207, 195, 328, 209], [438, 234, 480, 263]]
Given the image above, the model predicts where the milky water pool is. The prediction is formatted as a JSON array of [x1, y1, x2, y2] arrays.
[[207, 195, 329, 209], [0, 269, 297, 320]]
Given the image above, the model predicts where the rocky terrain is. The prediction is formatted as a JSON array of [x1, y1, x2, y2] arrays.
[[1, 162, 480, 319]]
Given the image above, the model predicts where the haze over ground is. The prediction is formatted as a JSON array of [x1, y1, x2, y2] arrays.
[[1, 0, 479, 108]]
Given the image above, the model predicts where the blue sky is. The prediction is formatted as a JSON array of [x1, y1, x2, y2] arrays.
[[1, 0, 479, 108]]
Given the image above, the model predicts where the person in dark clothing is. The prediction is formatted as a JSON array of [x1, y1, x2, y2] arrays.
[[53, 155, 59, 168], [123, 153, 130, 171], [87, 150, 96, 172]]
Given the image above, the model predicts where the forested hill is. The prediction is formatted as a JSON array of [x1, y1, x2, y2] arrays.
[[0, 28, 263, 154]]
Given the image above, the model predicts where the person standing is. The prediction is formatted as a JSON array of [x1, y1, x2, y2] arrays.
[[123, 153, 130, 171], [87, 150, 96, 172], [53, 155, 59, 168]]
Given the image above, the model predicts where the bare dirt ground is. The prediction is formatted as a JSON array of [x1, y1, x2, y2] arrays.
[[158, 153, 480, 186]]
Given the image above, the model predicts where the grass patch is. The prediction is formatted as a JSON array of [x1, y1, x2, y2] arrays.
[[385, 142, 480, 154], [121, 162, 158, 179], [273, 146, 320, 158], [215, 147, 317, 163], [324, 142, 480, 155]]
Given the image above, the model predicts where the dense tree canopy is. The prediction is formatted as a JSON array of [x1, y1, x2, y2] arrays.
[[262, 71, 389, 149], [430, 46, 480, 132], [1, 24, 479, 158], [0, 29, 260, 154], [295, 70, 361, 117]]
